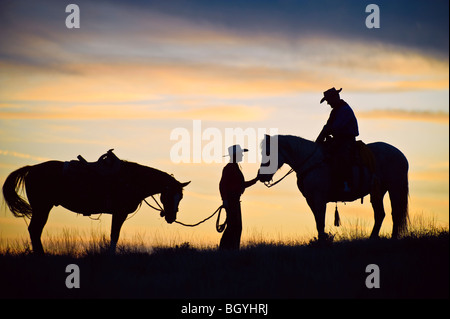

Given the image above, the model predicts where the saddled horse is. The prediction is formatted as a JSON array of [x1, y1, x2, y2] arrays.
[[258, 135, 409, 241], [2, 150, 190, 254]]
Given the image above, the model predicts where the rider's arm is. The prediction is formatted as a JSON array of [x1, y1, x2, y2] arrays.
[[315, 124, 330, 143]]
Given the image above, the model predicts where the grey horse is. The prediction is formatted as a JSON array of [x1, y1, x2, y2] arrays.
[[258, 134, 409, 241]]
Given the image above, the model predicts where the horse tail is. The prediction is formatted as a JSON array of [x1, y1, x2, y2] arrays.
[[391, 158, 409, 237], [2, 166, 33, 218]]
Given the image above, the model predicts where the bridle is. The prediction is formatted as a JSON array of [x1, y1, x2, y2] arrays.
[[144, 195, 164, 216]]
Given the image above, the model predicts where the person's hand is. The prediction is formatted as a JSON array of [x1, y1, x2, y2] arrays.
[[222, 200, 229, 209]]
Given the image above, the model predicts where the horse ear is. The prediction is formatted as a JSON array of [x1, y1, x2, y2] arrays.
[[180, 181, 191, 188]]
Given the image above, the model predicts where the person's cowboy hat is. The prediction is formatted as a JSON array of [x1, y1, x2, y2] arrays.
[[320, 87, 342, 104], [223, 144, 249, 157]]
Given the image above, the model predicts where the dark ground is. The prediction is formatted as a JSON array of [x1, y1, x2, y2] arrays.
[[0, 232, 448, 300]]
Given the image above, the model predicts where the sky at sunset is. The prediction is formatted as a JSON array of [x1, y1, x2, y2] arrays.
[[1, 0, 448, 246]]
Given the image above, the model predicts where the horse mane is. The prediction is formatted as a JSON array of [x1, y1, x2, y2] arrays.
[[280, 135, 315, 154], [261, 134, 314, 155], [121, 160, 179, 187]]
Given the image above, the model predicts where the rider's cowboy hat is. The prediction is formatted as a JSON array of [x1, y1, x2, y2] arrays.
[[320, 87, 342, 104], [223, 144, 249, 157]]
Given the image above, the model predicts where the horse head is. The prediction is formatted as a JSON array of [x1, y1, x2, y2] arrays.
[[258, 134, 285, 183], [160, 180, 190, 224]]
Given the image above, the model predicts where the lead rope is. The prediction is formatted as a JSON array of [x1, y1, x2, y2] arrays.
[[175, 205, 226, 233], [143, 196, 226, 233]]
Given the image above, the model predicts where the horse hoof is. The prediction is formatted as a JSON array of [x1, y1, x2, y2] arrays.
[[309, 233, 334, 247]]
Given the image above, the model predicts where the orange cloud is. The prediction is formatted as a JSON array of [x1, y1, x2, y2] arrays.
[[410, 171, 449, 183], [2, 34, 448, 105], [0, 149, 50, 162], [0, 102, 269, 122], [358, 109, 449, 124]]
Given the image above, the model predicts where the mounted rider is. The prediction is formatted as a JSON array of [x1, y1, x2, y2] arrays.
[[315, 87, 359, 192]]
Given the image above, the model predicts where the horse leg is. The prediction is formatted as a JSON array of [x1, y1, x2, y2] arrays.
[[28, 207, 51, 255], [110, 212, 127, 253], [306, 197, 328, 241], [369, 194, 386, 239]]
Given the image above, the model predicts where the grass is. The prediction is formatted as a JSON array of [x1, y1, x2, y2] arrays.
[[0, 215, 448, 299]]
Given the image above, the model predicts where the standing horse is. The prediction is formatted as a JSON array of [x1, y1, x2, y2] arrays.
[[258, 135, 409, 241], [2, 152, 190, 254]]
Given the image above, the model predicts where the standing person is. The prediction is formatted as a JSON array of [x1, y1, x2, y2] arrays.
[[219, 145, 258, 250], [316, 87, 359, 192]]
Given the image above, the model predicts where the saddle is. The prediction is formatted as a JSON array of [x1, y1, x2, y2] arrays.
[[62, 149, 123, 216], [325, 140, 378, 202], [64, 149, 122, 177], [78, 149, 122, 176], [355, 141, 382, 201], [354, 141, 376, 174]]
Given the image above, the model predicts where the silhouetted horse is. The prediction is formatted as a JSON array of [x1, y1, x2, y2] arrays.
[[258, 135, 409, 241], [2, 151, 190, 254]]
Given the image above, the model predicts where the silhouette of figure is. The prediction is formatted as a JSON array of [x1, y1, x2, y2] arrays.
[[315, 88, 359, 192], [219, 145, 258, 250]]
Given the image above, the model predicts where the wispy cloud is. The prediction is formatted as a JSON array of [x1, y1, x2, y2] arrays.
[[1, 40, 447, 103], [411, 170, 449, 183], [0, 149, 50, 162], [0, 102, 269, 122], [0, 1, 447, 130], [1, 1, 448, 104], [359, 109, 449, 124]]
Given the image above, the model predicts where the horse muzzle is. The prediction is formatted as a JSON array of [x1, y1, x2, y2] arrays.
[[165, 213, 176, 224], [257, 171, 273, 183]]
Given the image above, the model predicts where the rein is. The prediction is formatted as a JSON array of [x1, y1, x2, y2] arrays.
[[264, 145, 319, 188], [264, 168, 294, 188]]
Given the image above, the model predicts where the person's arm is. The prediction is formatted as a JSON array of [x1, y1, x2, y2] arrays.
[[244, 176, 258, 188], [316, 108, 337, 143], [315, 124, 329, 143]]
